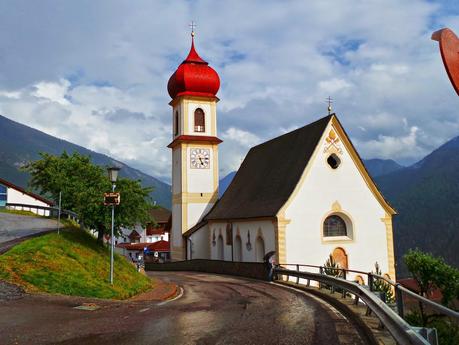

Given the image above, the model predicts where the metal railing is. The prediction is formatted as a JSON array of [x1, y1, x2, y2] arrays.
[[5, 203, 78, 222], [274, 265, 459, 345]]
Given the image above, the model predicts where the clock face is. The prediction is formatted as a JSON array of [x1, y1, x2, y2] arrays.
[[190, 148, 210, 169]]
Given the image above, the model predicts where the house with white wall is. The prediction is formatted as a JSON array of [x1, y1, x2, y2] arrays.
[[0, 177, 54, 216]]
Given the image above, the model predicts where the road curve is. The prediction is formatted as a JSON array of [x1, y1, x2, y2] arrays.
[[0, 272, 369, 344]]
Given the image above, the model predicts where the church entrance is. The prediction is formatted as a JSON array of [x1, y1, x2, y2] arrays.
[[217, 235, 224, 260], [255, 236, 265, 262], [234, 235, 242, 261]]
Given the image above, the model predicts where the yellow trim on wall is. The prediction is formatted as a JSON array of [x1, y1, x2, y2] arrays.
[[211, 102, 217, 136], [171, 245, 184, 261], [213, 145, 219, 192], [277, 126, 328, 216], [381, 213, 397, 281], [331, 116, 396, 215], [275, 214, 290, 264], [172, 192, 218, 204]]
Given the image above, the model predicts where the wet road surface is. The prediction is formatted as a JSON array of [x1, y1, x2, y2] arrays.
[[0, 272, 367, 344], [0, 213, 58, 245]]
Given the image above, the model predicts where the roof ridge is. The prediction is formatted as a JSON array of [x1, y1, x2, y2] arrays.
[[250, 114, 333, 151]]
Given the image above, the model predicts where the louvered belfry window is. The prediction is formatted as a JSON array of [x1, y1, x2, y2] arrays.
[[194, 108, 205, 132], [174, 111, 179, 136], [324, 215, 347, 237]]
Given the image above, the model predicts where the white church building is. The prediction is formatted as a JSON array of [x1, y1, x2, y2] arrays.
[[166, 33, 397, 282]]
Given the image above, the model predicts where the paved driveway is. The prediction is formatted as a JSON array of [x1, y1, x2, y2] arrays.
[[0, 212, 58, 243], [0, 271, 369, 345]]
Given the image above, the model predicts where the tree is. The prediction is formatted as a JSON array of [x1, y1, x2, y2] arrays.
[[404, 249, 459, 329], [404, 249, 459, 307], [371, 262, 395, 303], [24, 152, 154, 244]]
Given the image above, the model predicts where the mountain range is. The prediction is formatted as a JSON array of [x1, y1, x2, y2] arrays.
[[1, 113, 458, 277], [0, 115, 172, 209]]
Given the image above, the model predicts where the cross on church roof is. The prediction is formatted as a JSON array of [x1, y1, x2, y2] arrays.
[[326, 96, 333, 115], [189, 21, 197, 37]]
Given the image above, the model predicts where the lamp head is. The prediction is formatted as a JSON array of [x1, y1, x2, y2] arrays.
[[107, 166, 121, 183]]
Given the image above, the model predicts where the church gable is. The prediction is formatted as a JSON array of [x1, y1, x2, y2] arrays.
[[328, 116, 395, 215], [278, 115, 395, 217], [204, 115, 333, 221]]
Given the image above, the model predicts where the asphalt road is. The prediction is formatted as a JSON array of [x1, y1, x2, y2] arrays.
[[0, 212, 58, 244], [0, 272, 368, 345]]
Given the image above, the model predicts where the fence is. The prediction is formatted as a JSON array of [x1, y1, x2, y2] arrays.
[[5, 203, 78, 222], [274, 264, 459, 345]]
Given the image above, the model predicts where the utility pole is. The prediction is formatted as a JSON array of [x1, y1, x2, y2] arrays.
[[57, 191, 61, 235]]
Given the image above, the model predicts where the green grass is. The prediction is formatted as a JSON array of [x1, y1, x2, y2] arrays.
[[0, 228, 153, 299]]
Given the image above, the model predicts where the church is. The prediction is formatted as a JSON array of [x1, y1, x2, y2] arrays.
[[166, 32, 397, 282]]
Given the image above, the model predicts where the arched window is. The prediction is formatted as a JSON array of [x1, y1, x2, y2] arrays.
[[255, 236, 265, 262], [234, 235, 242, 262], [324, 215, 347, 237], [174, 111, 179, 136], [217, 235, 224, 260], [194, 108, 205, 132]]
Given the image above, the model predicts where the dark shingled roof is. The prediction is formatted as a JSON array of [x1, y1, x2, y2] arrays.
[[149, 206, 171, 223], [205, 115, 333, 220]]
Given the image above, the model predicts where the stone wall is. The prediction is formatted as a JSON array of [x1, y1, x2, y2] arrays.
[[145, 259, 270, 281]]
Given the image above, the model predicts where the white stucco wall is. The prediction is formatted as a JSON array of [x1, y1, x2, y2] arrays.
[[186, 102, 213, 136], [171, 203, 182, 247], [187, 224, 210, 259], [7, 187, 51, 216], [172, 148, 182, 195], [208, 220, 276, 262], [283, 121, 391, 282], [187, 203, 214, 229], [187, 146, 214, 193]]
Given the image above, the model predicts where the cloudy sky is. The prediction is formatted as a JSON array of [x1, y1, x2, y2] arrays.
[[0, 1, 458, 183]]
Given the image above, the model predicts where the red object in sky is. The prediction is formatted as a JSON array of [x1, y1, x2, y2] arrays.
[[167, 35, 220, 99], [432, 28, 459, 96]]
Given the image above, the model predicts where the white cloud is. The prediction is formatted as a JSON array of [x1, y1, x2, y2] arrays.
[[222, 127, 260, 147], [318, 78, 352, 93], [356, 126, 427, 160], [0, 0, 458, 182], [32, 79, 70, 105]]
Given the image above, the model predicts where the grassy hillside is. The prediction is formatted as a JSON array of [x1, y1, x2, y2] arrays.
[[0, 228, 153, 299]]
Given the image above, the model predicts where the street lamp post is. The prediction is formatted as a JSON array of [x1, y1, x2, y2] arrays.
[[107, 166, 120, 285]]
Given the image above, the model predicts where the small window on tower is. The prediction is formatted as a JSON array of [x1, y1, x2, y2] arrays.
[[194, 108, 205, 132], [175, 111, 179, 136]]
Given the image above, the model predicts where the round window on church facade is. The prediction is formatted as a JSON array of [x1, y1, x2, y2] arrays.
[[327, 153, 341, 169]]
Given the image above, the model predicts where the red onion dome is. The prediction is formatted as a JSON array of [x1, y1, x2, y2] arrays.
[[168, 36, 220, 99]]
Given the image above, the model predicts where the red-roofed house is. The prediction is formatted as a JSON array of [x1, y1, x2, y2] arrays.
[[115, 206, 171, 262]]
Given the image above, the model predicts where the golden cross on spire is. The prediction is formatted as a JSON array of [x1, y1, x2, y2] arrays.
[[326, 96, 333, 115], [189, 21, 197, 37]]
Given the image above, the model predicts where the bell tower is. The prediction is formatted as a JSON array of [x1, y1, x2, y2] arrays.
[[167, 31, 222, 261]]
